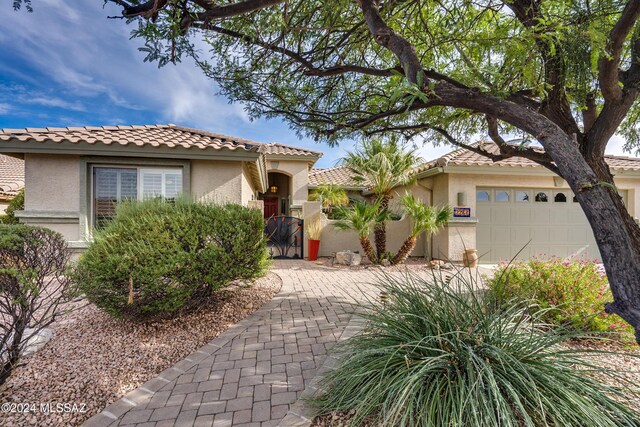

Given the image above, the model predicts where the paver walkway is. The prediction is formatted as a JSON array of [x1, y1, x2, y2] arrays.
[[83, 261, 437, 427]]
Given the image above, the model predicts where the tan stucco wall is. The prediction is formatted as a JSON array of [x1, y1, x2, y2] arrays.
[[21, 154, 81, 241], [241, 163, 257, 205], [191, 160, 243, 204], [0, 201, 8, 214], [267, 160, 309, 206], [25, 153, 80, 212]]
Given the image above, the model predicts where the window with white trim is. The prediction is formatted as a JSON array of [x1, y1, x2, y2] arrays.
[[93, 166, 183, 227]]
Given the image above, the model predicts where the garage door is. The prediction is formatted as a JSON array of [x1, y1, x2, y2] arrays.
[[475, 188, 617, 263]]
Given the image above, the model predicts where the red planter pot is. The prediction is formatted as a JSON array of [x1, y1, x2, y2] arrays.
[[308, 239, 320, 261]]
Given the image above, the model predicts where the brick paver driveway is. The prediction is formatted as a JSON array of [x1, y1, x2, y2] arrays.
[[83, 260, 432, 427]]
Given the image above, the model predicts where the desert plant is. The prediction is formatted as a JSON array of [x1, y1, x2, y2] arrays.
[[488, 257, 633, 339], [73, 198, 269, 319], [392, 194, 451, 264], [0, 224, 72, 386], [1, 189, 24, 225], [333, 200, 389, 264], [306, 214, 323, 240], [309, 184, 349, 216], [342, 138, 422, 260], [313, 272, 640, 426]]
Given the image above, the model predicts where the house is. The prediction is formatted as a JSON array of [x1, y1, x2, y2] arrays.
[[310, 142, 640, 263], [0, 154, 24, 214], [2, 125, 640, 263], [0, 125, 320, 255]]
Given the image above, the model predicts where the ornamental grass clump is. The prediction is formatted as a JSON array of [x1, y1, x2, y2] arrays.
[[313, 271, 640, 427]]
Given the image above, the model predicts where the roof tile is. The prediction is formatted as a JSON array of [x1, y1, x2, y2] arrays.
[[0, 154, 24, 198]]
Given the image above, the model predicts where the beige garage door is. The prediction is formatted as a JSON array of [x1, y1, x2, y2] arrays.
[[475, 188, 612, 263]]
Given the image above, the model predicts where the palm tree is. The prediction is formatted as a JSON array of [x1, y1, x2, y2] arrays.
[[342, 138, 422, 261], [392, 194, 451, 265], [333, 200, 389, 264], [309, 184, 349, 216]]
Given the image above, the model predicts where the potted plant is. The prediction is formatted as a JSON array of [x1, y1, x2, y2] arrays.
[[306, 215, 322, 261]]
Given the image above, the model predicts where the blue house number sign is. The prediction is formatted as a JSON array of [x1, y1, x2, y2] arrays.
[[453, 207, 471, 218]]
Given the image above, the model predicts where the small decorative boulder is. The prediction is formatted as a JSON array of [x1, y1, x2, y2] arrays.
[[335, 250, 362, 266]]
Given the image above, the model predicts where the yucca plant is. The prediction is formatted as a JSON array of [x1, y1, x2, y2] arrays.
[[333, 200, 390, 264], [313, 271, 640, 427], [392, 194, 451, 264]]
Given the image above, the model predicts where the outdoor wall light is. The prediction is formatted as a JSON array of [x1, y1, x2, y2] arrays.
[[270, 185, 279, 193], [457, 192, 467, 206]]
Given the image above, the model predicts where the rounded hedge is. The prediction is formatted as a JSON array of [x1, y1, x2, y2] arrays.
[[73, 199, 269, 319]]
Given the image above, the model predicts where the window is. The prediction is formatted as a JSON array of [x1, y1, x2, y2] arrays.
[[554, 192, 567, 203], [476, 191, 490, 202], [516, 191, 529, 202], [496, 191, 510, 202], [93, 166, 182, 227], [535, 192, 548, 202]]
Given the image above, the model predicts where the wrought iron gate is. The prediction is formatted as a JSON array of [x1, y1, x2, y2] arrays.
[[264, 216, 304, 259]]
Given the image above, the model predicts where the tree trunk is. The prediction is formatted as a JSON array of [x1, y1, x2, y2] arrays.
[[541, 132, 640, 343], [359, 236, 378, 264], [373, 194, 391, 261], [391, 236, 417, 265]]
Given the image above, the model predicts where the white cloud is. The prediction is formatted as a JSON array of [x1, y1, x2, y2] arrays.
[[0, 103, 10, 114]]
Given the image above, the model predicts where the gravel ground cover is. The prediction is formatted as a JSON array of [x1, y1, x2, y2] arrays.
[[0, 272, 281, 427]]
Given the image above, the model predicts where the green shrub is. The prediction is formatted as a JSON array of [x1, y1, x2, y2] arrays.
[[488, 257, 632, 339], [1, 189, 24, 224], [313, 272, 640, 427], [0, 224, 71, 385], [73, 198, 269, 319]]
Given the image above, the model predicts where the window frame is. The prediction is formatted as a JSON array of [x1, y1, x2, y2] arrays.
[[90, 164, 185, 229], [80, 157, 190, 239]]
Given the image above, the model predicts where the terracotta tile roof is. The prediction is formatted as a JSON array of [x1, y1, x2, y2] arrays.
[[308, 166, 367, 188], [415, 142, 640, 173], [0, 124, 320, 158], [257, 142, 322, 157], [0, 124, 264, 152], [0, 154, 24, 198]]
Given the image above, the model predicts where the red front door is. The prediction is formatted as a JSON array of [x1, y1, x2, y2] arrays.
[[263, 197, 278, 218]]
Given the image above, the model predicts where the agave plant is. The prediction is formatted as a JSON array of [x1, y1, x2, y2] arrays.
[[333, 200, 390, 264], [342, 138, 422, 260], [313, 271, 640, 427], [392, 194, 451, 264]]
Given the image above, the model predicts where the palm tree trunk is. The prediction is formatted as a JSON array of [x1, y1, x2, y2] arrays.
[[374, 195, 390, 260], [359, 236, 378, 264], [391, 236, 417, 265]]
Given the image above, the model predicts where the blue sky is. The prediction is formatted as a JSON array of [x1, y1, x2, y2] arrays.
[[0, 0, 631, 167]]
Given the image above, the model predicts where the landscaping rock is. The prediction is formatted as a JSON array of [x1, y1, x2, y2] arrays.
[[22, 328, 54, 356], [336, 250, 362, 266]]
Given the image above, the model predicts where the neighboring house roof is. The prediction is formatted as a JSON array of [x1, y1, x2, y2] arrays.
[[308, 166, 367, 189], [414, 141, 640, 174], [0, 154, 24, 199]]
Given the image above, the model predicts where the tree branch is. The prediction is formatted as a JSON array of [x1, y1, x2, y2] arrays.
[[599, 0, 640, 102]]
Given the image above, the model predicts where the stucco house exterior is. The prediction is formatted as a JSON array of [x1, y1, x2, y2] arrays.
[[3, 125, 640, 264], [0, 154, 24, 214], [310, 142, 640, 263], [0, 125, 320, 255]]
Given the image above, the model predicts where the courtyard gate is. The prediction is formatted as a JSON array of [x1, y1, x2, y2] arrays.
[[264, 216, 304, 259]]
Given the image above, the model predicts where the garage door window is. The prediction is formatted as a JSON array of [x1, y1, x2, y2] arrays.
[[535, 192, 548, 202], [516, 191, 529, 202], [554, 192, 567, 203], [496, 191, 510, 202], [477, 191, 490, 202]]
